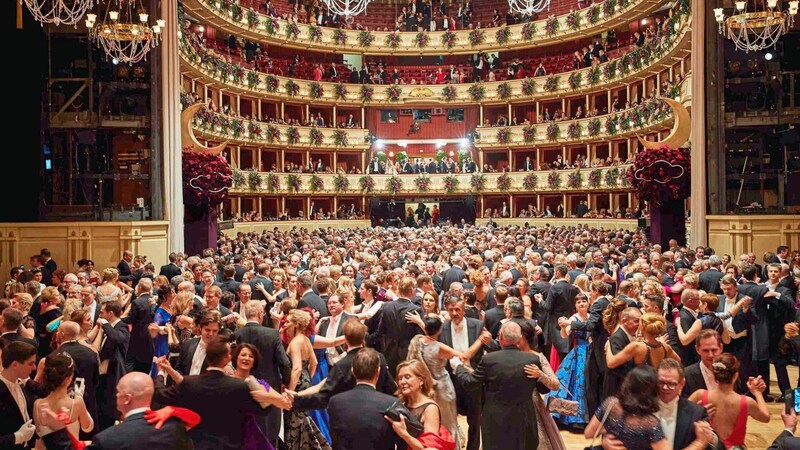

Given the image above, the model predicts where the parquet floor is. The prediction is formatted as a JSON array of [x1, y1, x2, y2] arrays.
[[457, 365, 798, 449]]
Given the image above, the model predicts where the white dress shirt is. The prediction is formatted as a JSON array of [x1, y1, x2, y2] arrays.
[[326, 314, 343, 364], [0, 373, 29, 423], [656, 397, 679, 449], [99, 318, 122, 375], [85, 300, 98, 324], [450, 320, 469, 353], [124, 407, 149, 420], [699, 362, 718, 391], [723, 296, 747, 339], [190, 340, 208, 375]]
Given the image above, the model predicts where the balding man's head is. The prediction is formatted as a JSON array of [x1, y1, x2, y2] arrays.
[[136, 277, 153, 295], [499, 321, 522, 347], [116, 372, 155, 415], [178, 280, 195, 293], [57, 321, 81, 342]]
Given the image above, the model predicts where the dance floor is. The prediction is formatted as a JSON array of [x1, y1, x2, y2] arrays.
[[457, 365, 798, 449]]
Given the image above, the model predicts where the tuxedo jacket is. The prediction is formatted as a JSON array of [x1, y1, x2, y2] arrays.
[[328, 384, 405, 450], [154, 370, 269, 450], [672, 398, 726, 450], [438, 318, 484, 369], [699, 269, 724, 295], [42, 412, 192, 450], [318, 313, 353, 355], [298, 291, 330, 318], [767, 430, 800, 450], [542, 280, 579, 353], [0, 378, 39, 449], [176, 337, 208, 376], [117, 259, 132, 281], [234, 323, 291, 389], [99, 320, 131, 415], [603, 327, 632, 398], [122, 294, 155, 365], [57, 341, 100, 425], [248, 274, 274, 301], [375, 298, 423, 376], [0, 332, 38, 350], [158, 263, 182, 281]]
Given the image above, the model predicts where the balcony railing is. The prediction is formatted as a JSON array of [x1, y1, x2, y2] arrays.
[[178, 8, 691, 106], [230, 166, 632, 195], [188, 109, 372, 149], [180, 0, 669, 55]]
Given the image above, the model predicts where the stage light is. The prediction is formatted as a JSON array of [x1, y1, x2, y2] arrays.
[[765, 52, 774, 60]]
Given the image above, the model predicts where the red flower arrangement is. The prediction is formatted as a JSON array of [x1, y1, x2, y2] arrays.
[[626, 145, 691, 206], [182, 148, 232, 207]]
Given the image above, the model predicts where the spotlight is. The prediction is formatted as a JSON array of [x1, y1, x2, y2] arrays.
[[374, 139, 384, 149], [765, 52, 773, 60], [112, 57, 119, 65]]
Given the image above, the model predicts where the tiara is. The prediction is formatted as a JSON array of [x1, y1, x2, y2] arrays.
[[712, 362, 727, 370]]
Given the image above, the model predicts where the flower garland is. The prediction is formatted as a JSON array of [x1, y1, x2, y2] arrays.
[[386, 85, 402, 102], [333, 129, 349, 147], [357, 30, 375, 47], [567, 122, 581, 140], [604, 116, 618, 135], [308, 25, 323, 42], [497, 173, 512, 191], [544, 75, 559, 92], [568, 72, 582, 90], [495, 27, 510, 45], [387, 176, 404, 195], [264, 75, 279, 92], [603, 0, 617, 16], [287, 174, 302, 192], [414, 175, 431, 192], [309, 82, 324, 100], [496, 128, 511, 144], [264, 17, 280, 35], [230, 4, 243, 22], [547, 171, 562, 189], [468, 83, 485, 101], [246, 71, 259, 88], [626, 145, 690, 205], [385, 32, 401, 48], [470, 173, 487, 191], [286, 126, 300, 145], [334, 83, 348, 100], [546, 123, 560, 141], [602, 63, 616, 81], [604, 168, 619, 186], [545, 16, 560, 36], [443, 175, 460, 193], [333, 174, 349, 192], [284, 80, 300, 97], [521, 78, 536, 96], [586, 5, 600, 24], [247, 170, 262, 191], [248, 119, 262, 138], [358, 175, 375, 193], [332, 29, 347, 46], [496, 82, 511, 100], [567, 170, 583, 188], [587, 118, 601, 137], [523, 125, 536, 143], [230, 118, 245, 138], [441, 85, 458, 102], [309, 175, 324, 192], [246, 10, 259, 28], [468, 29, 485, 46], [232, 170, 246, 188], [267, 173, 280, 192], [587, 66, 600, 86], [310, 128, 324, 146], [265, 125, 280, 144], [566, 11, 581, 30], [588, 169, 602, 188], [521, 22, 537, 40], [415, 31, 429, 48], [360, 85, 374, 102], [286, 22, 300, 40], [441, 30, 457, 49], [522, 173, 538, 190]]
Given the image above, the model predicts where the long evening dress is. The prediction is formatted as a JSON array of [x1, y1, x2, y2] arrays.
[[149, 307, 172, 377], [308, 334, 331, 443], [283, 360, 331, 450], [242, 378, 275, 450], [547, 316, 590, 425], [529, 350, 567, 450]]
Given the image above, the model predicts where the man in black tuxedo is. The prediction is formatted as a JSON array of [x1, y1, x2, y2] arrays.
[[402, 159, 414, 174], [376, 277, 423, 377], [523, 156, 535, 171], [575, 200, 589, 218], [0, 308, 37, 349], [122, 278, 155, 374], [155, 336, 286, 450], [231, 255, 248, 282], [117, 250, 134, 283], [318, 295, 352, 365], [218, 265, 242, 303], [0, 341, 38, 449], [249, 263, 274, 303], [604, 358, 725, 450], [297, 273, 330, 318], [234, 301, 291, 447], [158, 252, 182, 281], [483, 284, 508, 336], [55, 321, 100, 436], [699, 255, 725, 295], [176, 312, 221, 376], [682, 330, 724, 398], [766, 409, 800, 450], [328, 347, 405, 450], [204, 286, 238, 330], [603, 306, 641, 398], [567, 280, 610, 416], [539, 264, 579, 361], [97, 301, 131, 430], [678, 289, 702, 366], [40, 372, 193, 450], [455, 321, 549, 450], [739, 264, 780, 399], [292, 318, 396, 410], [441, 256, 466, 294], [439, 296, 487, 450]]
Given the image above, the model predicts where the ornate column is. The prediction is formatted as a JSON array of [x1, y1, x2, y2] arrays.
[[161, 0, 184, 252], [690, 0, 707, 247]]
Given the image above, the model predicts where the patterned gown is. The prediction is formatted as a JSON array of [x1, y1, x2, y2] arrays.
[[547, 316, 590, 425], [283, 360, 331, 450]]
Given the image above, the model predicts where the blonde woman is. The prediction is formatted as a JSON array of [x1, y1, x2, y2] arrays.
[[97, 268, 124, 304], [573, 274, 591, 295], [605, 313, 680, 369]]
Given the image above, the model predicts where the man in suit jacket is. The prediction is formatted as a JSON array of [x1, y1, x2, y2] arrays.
[[158, 252, 182, 281], [97, 301, 131, 430], [176, 312, 222, 376], [699, 256, 725, 295], [376, 277, 423, 377], [117, 250, 134, 283], [218, 265, 242, 303], [678, 289, 702, 366], [739, 265, 780, 399], [328, 347, 405, 450], [483, 285, 508, 337], [0, 308, 37, 350], [41, 372, 194, 450], [539, 264, 579, 361], [122, 278, 155, 374], [297, 273, 330, 318], [318, 295, 352, 365], [682, 330, 724, 397], [439, 296, 487, 450], [455, 321, 549, 450], [767, 409, 800, 450], [603, 306, 641, 398], [0, 341, 38, 449], [154, 336, 283, 450], [292, 318, 396, 410], [55, 321, 100, 436], [234, 301, 291, 446], [568, 280, 610, 416], [248, 263, 274, 303], [441, 256, 467, 294]]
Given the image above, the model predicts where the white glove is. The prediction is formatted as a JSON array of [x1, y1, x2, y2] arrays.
[[449, 357, 462, 372], [14, 419, 35, 445]]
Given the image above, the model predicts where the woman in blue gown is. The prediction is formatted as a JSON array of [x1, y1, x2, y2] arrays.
[[150, 285, 176, 377], [547, 293, 590, 426]]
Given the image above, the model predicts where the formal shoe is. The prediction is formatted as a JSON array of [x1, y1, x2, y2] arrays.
[[764, 394, 776, 402], [776, 395, 786, 403]]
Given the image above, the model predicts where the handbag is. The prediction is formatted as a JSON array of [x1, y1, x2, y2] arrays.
[[583, 398, 617, 450], [383, 400, 424, 438], [546, 381, 580, 417]]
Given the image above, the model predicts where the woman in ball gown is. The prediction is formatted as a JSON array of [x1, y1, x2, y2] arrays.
[[547, 293, 591, 427]]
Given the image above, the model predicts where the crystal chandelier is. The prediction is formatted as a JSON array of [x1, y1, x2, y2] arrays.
[[86, 0, 165, 65], [21, 0, 93, 26], [323, 0, 372, 17], [714, 0, 798, 52], [507, 0, 550, 15]]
